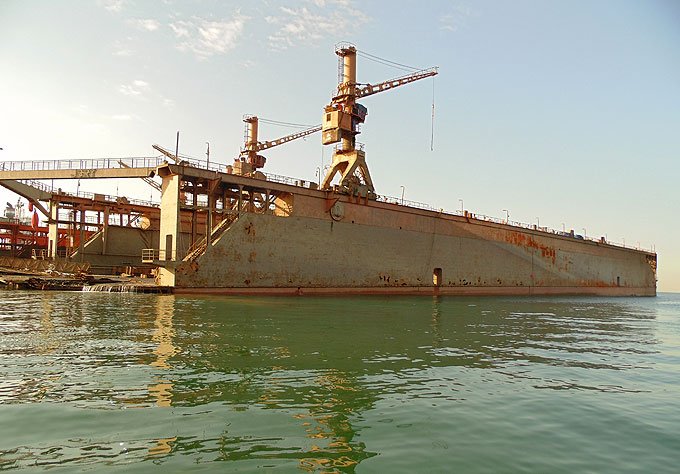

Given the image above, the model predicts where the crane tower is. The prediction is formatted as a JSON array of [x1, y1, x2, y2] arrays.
[[320, 43, 438, 197]]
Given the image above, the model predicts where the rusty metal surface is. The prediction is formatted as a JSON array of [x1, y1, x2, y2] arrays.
[[169, 191, 656, 296], [0, 256, 90, 274]]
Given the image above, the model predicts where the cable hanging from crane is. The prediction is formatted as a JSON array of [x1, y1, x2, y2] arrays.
[[257, 117, 317, 129], [354, 47, 438, 151], [431, 76, 436, 152], [356, 49, 421, 73]]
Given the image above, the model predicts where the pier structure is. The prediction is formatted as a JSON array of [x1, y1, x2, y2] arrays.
[[0, 156, 300, 278], [0, 158, 166, 271], [0, 155, 657, 295]]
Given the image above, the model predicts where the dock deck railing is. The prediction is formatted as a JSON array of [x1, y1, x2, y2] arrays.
[[2, 157, 652, 254]]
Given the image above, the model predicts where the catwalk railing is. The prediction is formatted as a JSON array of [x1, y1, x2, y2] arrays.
[[2, 158, 653, 253], [0, 157, 164, 172]]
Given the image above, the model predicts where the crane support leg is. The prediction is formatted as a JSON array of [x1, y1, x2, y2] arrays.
[[321, 149, 375, 198]]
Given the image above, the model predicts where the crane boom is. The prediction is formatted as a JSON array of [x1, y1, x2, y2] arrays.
[[247, 123, 321, 153], [236, 116, 320, 175], [118, 160, 162, 192], [355, 67, 438, 99], [152, 144, 178, 162]]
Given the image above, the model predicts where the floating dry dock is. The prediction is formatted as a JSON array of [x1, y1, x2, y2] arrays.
[[140, 162, 656, 296], [0, 43, 657, 296], [0, 158, 657, 296]]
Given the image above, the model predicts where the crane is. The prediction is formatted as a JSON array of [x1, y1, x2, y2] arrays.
[[234, 115, 321, 176], [118, 160, 162, 192], [152, 144, 181, 163], [320, 43, 438, 197]]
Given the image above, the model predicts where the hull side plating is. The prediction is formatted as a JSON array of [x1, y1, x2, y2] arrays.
[[165, 191, 656, 296]]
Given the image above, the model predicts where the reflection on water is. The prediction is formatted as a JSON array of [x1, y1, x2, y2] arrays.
[[147, 296, 176, 455], [148, 295, 176, 409], [0, 292, 678, 473]]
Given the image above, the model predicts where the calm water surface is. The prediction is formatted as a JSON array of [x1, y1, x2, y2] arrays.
[[0, 291, 678, 472]]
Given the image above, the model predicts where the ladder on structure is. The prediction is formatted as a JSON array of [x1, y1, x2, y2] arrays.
[[183, 206, 243, 262]]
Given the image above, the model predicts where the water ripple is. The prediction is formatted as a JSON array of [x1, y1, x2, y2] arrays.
[[0, 291, 678, 472]]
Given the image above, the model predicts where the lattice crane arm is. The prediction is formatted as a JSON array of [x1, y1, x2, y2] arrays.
[[239, 116, 321, 172], [355, 67, 438, 99], [252, 125, 322, 152]]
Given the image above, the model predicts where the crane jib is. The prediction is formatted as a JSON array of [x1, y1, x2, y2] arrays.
[[258, 125, 322, 152], [355, 68, 438, 99]]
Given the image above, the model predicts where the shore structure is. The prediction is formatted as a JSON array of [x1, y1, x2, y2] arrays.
[[0, 43, 657, 296]]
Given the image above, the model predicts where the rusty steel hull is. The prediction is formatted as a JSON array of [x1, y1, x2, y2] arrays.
[[173, 286, 654, 296], [167, 190, 657, 297]]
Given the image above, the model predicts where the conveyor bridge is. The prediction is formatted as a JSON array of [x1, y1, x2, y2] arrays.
[[0, 157, 165, 180]]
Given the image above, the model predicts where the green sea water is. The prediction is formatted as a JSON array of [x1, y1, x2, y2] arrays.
[[0, 291, 678, 473]]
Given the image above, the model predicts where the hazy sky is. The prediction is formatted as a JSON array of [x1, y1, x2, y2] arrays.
[[1, 0, 678, 291]]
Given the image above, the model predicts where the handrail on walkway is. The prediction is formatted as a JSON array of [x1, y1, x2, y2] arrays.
[[0, 156, 165, 172], [1, 157, 652, 253]]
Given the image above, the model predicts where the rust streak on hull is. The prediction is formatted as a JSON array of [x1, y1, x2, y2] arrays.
[[152, 168, 657, 297]]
